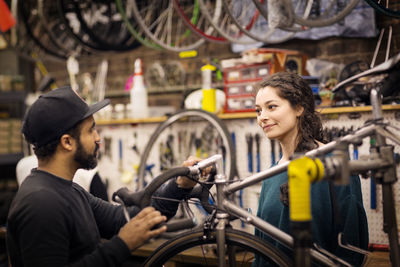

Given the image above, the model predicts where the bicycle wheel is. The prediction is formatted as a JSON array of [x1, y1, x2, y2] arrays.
[[69, 0, 139, 52], [129, 0, 205, 52], [173, 0, 228, 44], [115, 0, 162, 50], [19, 0, 68, 59], [38, 0, 89, 57], [364, 0, 400, 19], [198, 0, 259, 44], [223, 0, 297, 44], [293, 0, 360, 28], [143, 228, 291, 266], [137, 109, 237, 190]]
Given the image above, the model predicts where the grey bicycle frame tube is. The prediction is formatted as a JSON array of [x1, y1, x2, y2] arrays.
[[223, 200, 337, 266], [225, 123, 378, 194]]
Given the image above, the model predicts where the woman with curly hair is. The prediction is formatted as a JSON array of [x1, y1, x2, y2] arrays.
[[252, 72, 368, 266]]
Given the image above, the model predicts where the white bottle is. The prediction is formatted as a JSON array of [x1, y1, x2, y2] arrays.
[[130, 58, 149, 118]]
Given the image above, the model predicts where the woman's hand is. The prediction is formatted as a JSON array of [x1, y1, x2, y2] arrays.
[[176, 156, 212, 189]]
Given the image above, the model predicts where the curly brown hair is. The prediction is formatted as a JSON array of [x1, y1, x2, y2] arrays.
[[254, 72, 325, 152]]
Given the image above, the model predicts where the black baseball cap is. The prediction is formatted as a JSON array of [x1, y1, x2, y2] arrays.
[[22, 86, 110, 148]]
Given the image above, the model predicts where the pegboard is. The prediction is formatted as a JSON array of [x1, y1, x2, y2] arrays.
[[97, 110, 400, 245]]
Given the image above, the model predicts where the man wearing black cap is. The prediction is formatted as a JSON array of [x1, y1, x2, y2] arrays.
[[6, 86, 197, 266]]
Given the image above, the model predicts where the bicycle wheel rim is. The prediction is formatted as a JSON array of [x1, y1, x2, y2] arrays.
[[364, 0, 400, 18], [130, 0, 205, 52], [114, 0, 162, 50], [19, 0, 68, 59], [143, 228, 291, 266], [38, 0, 89, 57], [223, 0, 297, 44], [197, 0, 259, 44], [173, 0, 229, 44], [294, 0, 360, 28], [137, 109, 237, 190]]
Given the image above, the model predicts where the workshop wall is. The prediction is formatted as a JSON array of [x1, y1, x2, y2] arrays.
[[40, 12, 399, 105]]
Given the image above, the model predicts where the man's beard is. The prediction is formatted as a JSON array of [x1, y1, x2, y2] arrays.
[[74, 140, 99, 170]]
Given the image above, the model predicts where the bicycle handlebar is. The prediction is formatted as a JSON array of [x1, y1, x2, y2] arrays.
[[113, 155, 222, 232]]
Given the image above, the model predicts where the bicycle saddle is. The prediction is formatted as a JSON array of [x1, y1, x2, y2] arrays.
[[333, 52, 400, 94]]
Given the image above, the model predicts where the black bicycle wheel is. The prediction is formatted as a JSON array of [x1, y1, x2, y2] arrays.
[[365, 0, 400, 19], [137, 109, 237, 190], [143, 228, 291, 266]]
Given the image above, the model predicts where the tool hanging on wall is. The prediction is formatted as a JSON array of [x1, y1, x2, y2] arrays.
[[195, 137, 202, 158], [93, 59, 108, 102], [246, 133, 254, 173], [270, 139, 276, 165], [217, 135, 226, 170], [255, 133, 261, 172], [131, 132, 140, 156], [103, 137, 112, 159], [67, 55, 79, 91]]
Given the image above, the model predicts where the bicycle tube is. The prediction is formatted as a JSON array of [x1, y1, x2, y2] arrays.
[[364, 0, 400, 19], [143, 228, 292, 266], [137, 109, 237, 190]]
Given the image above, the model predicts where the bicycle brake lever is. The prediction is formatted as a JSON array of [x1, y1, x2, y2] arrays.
[[113, 195, 131, 223]]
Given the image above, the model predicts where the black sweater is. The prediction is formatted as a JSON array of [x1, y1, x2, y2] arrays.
[[7, 169, 191, 267]]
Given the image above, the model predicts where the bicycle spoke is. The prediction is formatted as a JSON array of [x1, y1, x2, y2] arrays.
[[173, 0, 228, 43], [197, 0, 258, 44], [130, 0, 204, 52]]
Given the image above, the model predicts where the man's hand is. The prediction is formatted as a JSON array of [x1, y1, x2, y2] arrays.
[[118, 207, 167, 251]]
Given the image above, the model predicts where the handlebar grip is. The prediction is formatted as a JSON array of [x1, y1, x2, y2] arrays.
[[112, 187, 144, 207]]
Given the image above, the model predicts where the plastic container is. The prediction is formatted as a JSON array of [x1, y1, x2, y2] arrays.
[[201, 64, 217, 113], [130, 59, 149, 118]]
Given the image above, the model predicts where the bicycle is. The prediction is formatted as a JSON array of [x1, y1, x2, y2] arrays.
[[114, 53, 400, 266]]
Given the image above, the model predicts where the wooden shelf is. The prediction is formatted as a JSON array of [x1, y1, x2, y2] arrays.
[[96, 104, 400, 126]]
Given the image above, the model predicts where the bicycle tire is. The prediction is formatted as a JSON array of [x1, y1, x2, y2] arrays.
[[137, 109, 237, 190], [364, 0, 400, 19], [18, 0, 68, 60], [38, 0, 89, 57], [130, 0, 205, 52], [293, 0, 360, 28], [70, 0, 139, 52], [143, 228, 292, 266], [57, 0, 111, 52]]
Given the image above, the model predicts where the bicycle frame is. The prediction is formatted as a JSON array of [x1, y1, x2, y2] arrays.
[[115, 55, 400, 266], [209, 87, 400, 267]]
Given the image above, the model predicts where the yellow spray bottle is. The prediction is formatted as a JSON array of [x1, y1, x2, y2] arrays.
[[201, 64, 217, 113]]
